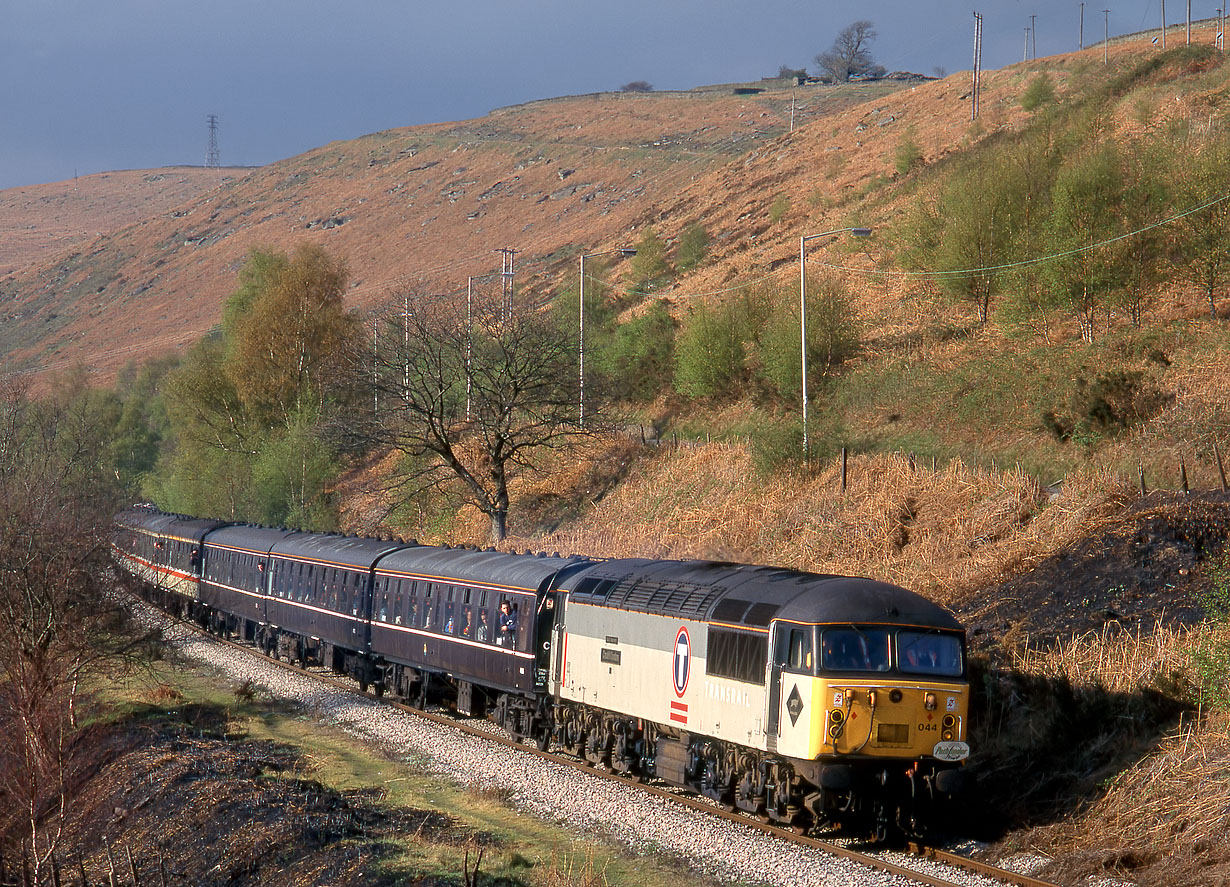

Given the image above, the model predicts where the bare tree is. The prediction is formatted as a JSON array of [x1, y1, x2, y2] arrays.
[[0, 378, 135, 881], [355, 291, 605, 542], [815, 20, 885, 82]]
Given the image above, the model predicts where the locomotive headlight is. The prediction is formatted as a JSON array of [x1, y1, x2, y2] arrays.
[[829, 709, 845, 724], [942, 714, 957, 728], [924, 692, 937, 711]]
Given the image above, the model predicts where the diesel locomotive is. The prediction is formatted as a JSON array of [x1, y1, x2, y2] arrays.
[[113, 505, 970, 839]]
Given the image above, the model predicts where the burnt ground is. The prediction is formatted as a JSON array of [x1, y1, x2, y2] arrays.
[[958, 491, 1230, 654], [951, 491, 1230, 885], [39, 701, 484, 887]]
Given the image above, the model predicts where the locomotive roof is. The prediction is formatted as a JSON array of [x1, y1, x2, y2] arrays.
[[376, 546, 593, 594], [270, 533, 411, 569], [563, 558, 961, 631]]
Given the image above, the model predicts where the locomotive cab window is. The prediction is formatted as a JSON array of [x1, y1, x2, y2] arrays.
[[773, 626, 814, 672], [820, 627, 891, 672], [897, 630, 964, 677]]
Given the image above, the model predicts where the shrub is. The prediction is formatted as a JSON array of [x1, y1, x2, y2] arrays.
[[1020, 73, 1056, 111], [675, 224, 710, 272], [768, 194, 790, 224], [674, 304, 747, 399], [1043, 369, 1170, 443], [596, 303, 676, 401], [1189, 550, 1230, 710], [755, 277, 860, 402], [894, 130, 924, 175], [629, 227, 671, 292]]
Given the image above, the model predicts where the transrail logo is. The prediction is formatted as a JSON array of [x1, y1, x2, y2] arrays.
[[672, 626, 690, 697]]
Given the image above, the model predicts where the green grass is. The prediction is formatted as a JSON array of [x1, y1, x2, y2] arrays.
[[102, 662, 728, 887]]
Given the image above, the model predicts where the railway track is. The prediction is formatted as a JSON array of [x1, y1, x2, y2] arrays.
[[143, 597, 1058, 887]]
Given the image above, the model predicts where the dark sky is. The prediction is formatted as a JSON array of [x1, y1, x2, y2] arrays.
[[0, 1, 1197, 190]]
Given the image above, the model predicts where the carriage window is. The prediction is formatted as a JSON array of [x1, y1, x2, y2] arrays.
[[515, 602, 531, 652], [820, 628, 891, 672], [444, 601, 457, 634], [460, 605, 474, 638], [897, 631, 963, 677], [475, 606, 492, 642]]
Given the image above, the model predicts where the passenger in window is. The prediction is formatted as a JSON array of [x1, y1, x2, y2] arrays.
[[497, 601, 517, 646], [462, 606, 473, 637], [476, 609, 490, 642]]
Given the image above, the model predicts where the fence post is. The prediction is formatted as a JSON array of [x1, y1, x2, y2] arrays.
[[1215, 441, 1229, 492], [840, 447, 849, 492], [1139, 462, 1148, 496], [1180, 456, 1190, 494]]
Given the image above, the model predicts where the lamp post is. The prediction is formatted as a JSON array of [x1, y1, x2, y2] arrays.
[[800, 227, 871, 463], [579, 247, 636, 426]]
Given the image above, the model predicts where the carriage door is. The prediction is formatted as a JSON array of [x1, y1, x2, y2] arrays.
[[765, 622, 786, 750], [535, 592, 559, 691], [766, 622, 814, 758]]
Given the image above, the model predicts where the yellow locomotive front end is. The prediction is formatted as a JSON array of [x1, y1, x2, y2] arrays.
[[817, 626, 968, 761], [770, 622, 968, 838]]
